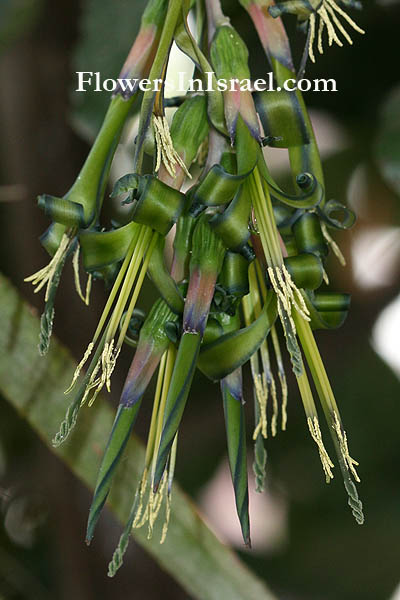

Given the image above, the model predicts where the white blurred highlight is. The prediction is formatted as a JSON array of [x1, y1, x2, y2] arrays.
[[372, 293, 400, 379], [351, 226, 400, 290], [198, 458, 288, 552]]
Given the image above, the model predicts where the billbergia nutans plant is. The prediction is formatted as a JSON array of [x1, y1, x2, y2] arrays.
[[26, 0, 365, 575]]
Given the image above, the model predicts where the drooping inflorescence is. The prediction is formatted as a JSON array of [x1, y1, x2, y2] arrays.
[[26, 0, 365, 575]]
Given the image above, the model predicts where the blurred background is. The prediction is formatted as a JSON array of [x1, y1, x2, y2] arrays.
[[0, 0, 400, 598]]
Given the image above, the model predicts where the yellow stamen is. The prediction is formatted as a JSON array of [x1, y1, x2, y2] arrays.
[[24, 233, 71, 301], [64, 342, 94, 394], [307, 0, 365, 62], [308, 12, 316, 62], [160, 493, 171, 544], [253, 373, 268, 440], [321, 222, 346, 266], [270, 374, 278, 438], [72, 244, 92, 306], [268, 266, 311, 336], [307, 415, 334, 483], [147, 471, 167, 539], [153, 115, 192, 179], [133, 470, 150, 528], [271, 325, 288, 432]]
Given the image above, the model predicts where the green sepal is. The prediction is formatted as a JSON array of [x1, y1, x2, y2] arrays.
[[198, 294, 277, 381], [79, 222, 139, 271], [210, 24, 250, 85], [221, 368, 251, 547], [86, 403, 142, 544], [255, 89, 310, 148], [170, 94, 209, 163], [190, 215, 227, 274], [147, 236, 185, 314]]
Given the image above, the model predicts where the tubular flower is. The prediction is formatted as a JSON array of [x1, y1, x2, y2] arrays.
[[28, 0, 365, 575]]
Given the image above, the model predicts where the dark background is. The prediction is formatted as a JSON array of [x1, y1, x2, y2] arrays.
[[0, 0, 400, 598]]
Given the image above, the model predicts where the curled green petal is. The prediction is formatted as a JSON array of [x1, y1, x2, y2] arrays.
[[303, 291, 351, 330], [131, 176, 186, 235], [292, 212, 328, 258], [38, 195, 85, 229], [283, 253, 324, 291], [79, 222, 139, 271], [255, 89, 310, 148], [209, 185, 252, 253]]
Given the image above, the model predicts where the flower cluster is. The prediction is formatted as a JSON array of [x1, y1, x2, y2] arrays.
[[27, 0, 365, 575]]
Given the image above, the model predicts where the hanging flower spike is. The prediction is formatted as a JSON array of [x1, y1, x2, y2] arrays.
[[269, 0, 365, 63], [24, 0, 370, 574]]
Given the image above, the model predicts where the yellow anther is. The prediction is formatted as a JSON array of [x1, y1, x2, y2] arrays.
[[253, 373, 268, 440], [24, 233, 71, 301], [147, 471, 167, 540], [160, 492, 171, 545], [307, 416, 335, 483], [79, 340, 120, 407], [270, 375, 279, 438], [308, 0, 365, 63], [64, 342, 94, 395], [133, 470, 149, 528], [279, 370, 288, 431], [153, 115, 192, 180], [268, 265, 310, 331]]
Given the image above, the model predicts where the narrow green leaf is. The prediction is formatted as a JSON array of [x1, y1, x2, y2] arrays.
[[0, 274, 276, 599]]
